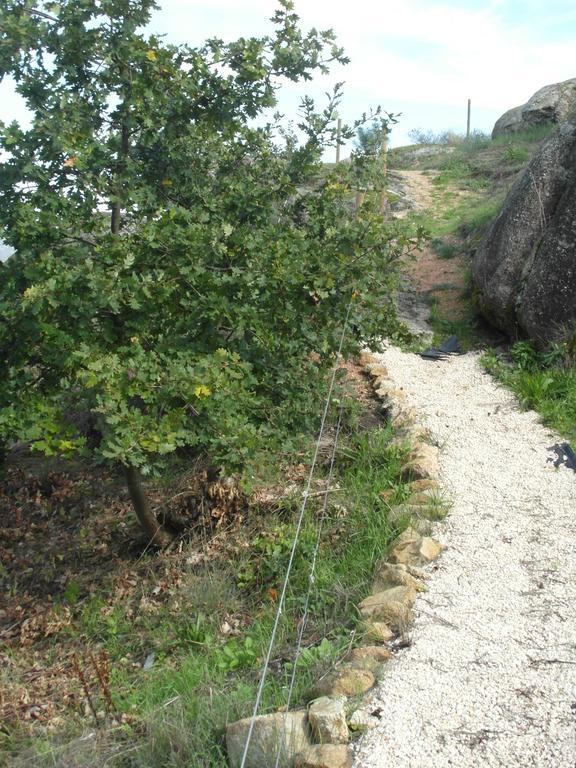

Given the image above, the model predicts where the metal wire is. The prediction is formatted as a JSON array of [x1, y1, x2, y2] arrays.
[[238, 297, 354, 768], [273, 400, 346, 768]]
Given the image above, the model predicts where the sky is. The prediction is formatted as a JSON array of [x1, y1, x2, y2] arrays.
[[1, 0, 576, 258]]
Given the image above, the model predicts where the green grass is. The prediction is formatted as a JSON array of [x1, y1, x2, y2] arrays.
[[490, 123, 556, 146], [483, 341, 576, 442], [6, 413, 418, 768], [412, 190, 505, 244], [430, 239, 458, 260]]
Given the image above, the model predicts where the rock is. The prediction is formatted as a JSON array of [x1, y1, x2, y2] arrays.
[[367, 363, 389, 379], [374, 379, 394, 395], [405, 564, 428, 581], [409, 491, 437, 506], [362, 621, 393, 643], [388, 497, 447, 532], [401, 443, 439, 480], [348, 709, 379, 732], [388, 527, 443, 566], [381, 480, 438, 504], [226, 711, 311, 768], [492, 78, 576, 138], [295, 744, 352, 768], [372, 562, 424, 593], [344, 646, 392, 673], [491, 104, 524, 138], [359, 351, 376, 367], [411, 518, 434, 536], [386, 503, 417, 527], [391, 407, 417, 428], [308, 697, 349, 744], [473, 119, 576, 343], [344, 645, 393, 665], [377, 391, 407, 422], [407, 479, 440, 495], [420, 537, 443, 561], [391, 424, 430, 448], [307, 668, 375, 700], [375, 386, 406, 402], [358, 586, 416, 631], [395, 288, 434, 342]]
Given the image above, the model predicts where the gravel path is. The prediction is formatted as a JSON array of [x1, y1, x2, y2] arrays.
[[354, 346, 576, 768]]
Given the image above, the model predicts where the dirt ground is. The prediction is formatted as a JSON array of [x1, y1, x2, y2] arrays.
[[395, 170, 470, 320], [0, 361, 378, 744]]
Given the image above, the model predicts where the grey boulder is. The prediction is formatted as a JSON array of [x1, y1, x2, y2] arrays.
[[492, 78, 576, 138], [472, 120, 576, 343]]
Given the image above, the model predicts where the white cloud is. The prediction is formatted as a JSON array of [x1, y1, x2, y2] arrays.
[[2, 0, 576, 143]]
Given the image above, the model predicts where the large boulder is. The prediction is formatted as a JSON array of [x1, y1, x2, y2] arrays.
[[226, 711, 311, 768], [492, 78, 576, 138], [472, 121, 576, 343], [492, 104, 524, 138]]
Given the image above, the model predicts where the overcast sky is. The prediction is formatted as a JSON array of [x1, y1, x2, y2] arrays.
[[147, 0, 576, 149], [2, 0, 574, 260], [1, 0, 576, 153]]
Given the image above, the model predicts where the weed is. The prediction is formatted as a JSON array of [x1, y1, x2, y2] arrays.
[[483, 345, 576, 442], [510, 340, 540, 371], [504, 145, 529, 164], [215, 636, 258, 673], [5, 395, 414, 768], [431, 239, 458, 260]]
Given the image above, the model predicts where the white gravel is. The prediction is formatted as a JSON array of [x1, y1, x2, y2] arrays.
[[353, 346, 576, 768]]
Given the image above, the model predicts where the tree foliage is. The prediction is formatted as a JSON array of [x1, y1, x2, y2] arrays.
[[355, 118, 390, 156], [0, 0, 421, 542]]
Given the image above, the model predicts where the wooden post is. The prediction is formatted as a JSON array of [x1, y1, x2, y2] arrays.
[[379, 133, 389, 215], [355, 191, 365, 212], [336, 118, 342, 164], [466, 99, 471, 140]]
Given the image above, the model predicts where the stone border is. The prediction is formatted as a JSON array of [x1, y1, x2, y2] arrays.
[[226, 352, 445, 768]]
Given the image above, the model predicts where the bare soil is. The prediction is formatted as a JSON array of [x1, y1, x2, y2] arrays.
[[395, 170, 470, 320]]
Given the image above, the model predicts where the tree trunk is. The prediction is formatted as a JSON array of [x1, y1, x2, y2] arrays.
[[112, 108, 170, 548], [123, 465, 172, 547], [111, 123, 130, 235]]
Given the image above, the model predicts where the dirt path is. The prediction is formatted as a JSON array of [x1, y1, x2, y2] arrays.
[[352, 170, 576, 766], [353, 347, 576, 767], [393, 169, 436, 214], [393, 170, 471, 328]]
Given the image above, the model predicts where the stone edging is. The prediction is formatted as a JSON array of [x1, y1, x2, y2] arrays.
[[225, 352, 445, 768]]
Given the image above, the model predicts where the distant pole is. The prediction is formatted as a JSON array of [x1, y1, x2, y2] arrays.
[[466, 99, 471, 140], [336, 118, 342, 164], [379, 132, 389, 215]]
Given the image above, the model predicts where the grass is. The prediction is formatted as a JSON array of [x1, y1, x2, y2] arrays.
[[3, 385, 423, 768], [392, 121, 576, 449], [483, 341, 576, 443], [390, 124, 559, 356]]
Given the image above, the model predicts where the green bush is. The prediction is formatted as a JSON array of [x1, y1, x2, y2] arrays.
[[0, 0, 421, 542]]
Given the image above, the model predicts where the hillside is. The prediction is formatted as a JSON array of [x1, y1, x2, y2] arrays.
[[3, 124, 575, 768], [384, 127, 576, 444], [385, 129, 537, 341]]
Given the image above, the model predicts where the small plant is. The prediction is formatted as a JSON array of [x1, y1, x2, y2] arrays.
[[63, 580, 81, 606], [540, 343, 568, 369], [431, 239, 458, 260], [215, 636, 258, 673], [174, 613, 214, 650], [484, 342, 576, 443], [510, 340, 540, 371], [237, 523, 316, 591], [504, 145, 529, 164]]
